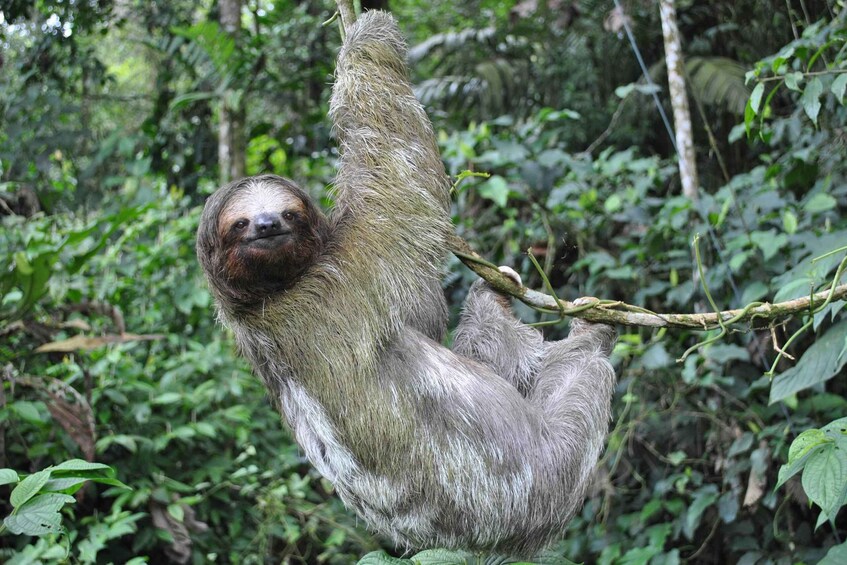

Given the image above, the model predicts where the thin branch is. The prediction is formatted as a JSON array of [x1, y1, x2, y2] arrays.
[[449, 234, 847, 330], [758, 68, 847, 82]]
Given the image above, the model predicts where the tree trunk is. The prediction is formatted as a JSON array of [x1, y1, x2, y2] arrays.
[[218, 0, 246, 185], [659, 0, 698, 201]]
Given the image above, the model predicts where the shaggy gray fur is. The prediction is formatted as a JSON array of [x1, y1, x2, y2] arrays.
[[197, 11, 616, 557]]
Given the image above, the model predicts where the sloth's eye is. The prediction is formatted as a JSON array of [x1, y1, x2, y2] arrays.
[[282, 211, 296, 221], [234, 219, 248, 230]]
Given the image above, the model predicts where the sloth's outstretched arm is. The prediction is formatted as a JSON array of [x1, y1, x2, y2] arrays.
[[328, 11, 451, 337]]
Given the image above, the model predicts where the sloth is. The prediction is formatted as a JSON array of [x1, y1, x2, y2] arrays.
[[196, 11, 616, 557]]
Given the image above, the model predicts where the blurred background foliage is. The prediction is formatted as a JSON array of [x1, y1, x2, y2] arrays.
[[1, 0, 846, 563]]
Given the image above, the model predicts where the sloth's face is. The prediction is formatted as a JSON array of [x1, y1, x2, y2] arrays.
[[200, 176, 328, 301], [219, 182, 308, 262]]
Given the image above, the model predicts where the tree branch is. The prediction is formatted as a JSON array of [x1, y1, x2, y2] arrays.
[[451, 234, 847, 329]]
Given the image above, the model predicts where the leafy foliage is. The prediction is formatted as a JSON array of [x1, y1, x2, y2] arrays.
[[1, 0, 847, 563], [2, 461, 129, 537]]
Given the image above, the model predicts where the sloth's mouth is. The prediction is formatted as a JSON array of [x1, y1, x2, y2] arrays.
[[247, 232, 292, 248], [252, 231, 290, 240]]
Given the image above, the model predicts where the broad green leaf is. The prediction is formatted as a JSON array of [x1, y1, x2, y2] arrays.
[[167, 503, 185, 522], [668, 451, 686, 465], [619, 546, 662, 565], [95, 434, 139, 453], [802, 444, 847, 520], [777, 441, 827, 490], [804, 192, 837, 213], [43, 477, 89, 494], [10, 400, 45, 425], [409, 548, 475, 564], [683, 486, 719, 539], [728, 433, 754, 457], [10, 469, 51, 509], [13, 251, 33, 275], [751, 230, 787, 261], [705, 344, 750, 364], [832, 73, 847, 104], [4, 510, 62, 536], [782, 210, 798, 234], [823, 418, 847, 436], [0, 468, 19, 486], [785, 71, 804, 91], [770, 321, 847, 403], [3, 493, 75, 536], [718, 491, 739, 523], [744, 98, 756, 137], [152, 392, 183, 405], [789, 429, 829, 462], [814, 300, 846, 331], [604, 194, 623, 213], [51, 459, 111, 473], [477, 175, 510, 208], [356, 551, 410, 565], [615, 83, 636, 98], [740, 281, 769, 305], [749, 82, 765, 114], [641, 343, 672, 370], [772, 277, 812, 303], [646, 523, 672, 548], [819, 540, 847, 565], [801, 77, 824, 124]]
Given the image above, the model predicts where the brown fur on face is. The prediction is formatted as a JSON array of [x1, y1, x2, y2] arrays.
[[197, 174, 330, 306]]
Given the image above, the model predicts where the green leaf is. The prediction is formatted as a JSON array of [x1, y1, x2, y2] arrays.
[[822, 417, 847, 436], [789, 429, 829, 462], [832, 73, 847, 105], [477, 175, 510, 208], [615, 83, 636, 98], [804, 192, 837, 213], [801, 77, 823, 125], [356, 551, 410, 565], [749, 82, 765, 114], [802, 444, 847, 520], [95, 434, 139, 453], [770, 321, 847, 403], [683, 486, 719, 539], [819, 540, 847, 565], [51, 459, 111, 473], [777, 437, 827, 490], [782, 210, 798, 234], [3, 493, 75, 536], [13, 251, 33, 275], [751, 229, 788, 261], [604, 194, 623, 213], [10, 400, 45, 425], [773, 277, 813, 303], [0, 468, 20, 486], [152, 392, 183, 405], [10, 469, 51, 509], [668, 451, 686, 465], [784, 72, 804, 91], [718, 491, 739, 523], [43, 477, 89, 494], [409, 548, 475, 564], [167, 503, 185, 522]]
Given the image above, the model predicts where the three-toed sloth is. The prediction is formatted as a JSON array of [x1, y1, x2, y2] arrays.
[[196, 11, 616, 557]]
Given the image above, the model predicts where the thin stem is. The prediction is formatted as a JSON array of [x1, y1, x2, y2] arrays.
[[758, 68, 847, 82]]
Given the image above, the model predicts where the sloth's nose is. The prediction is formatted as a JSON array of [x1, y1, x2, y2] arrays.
[[255, 213, 282, 233]]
